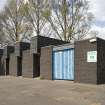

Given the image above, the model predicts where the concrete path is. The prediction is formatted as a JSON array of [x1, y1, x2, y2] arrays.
[[0, 76, 104, 105]]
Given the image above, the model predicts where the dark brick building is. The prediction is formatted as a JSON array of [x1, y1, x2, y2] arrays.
[[9, 42, 30, 76], [75, 37, 105, 84], [22, 35, 68, 78], [3, 46, 14, 75], [30, 35, 68, 54], [40, 44, 74, 80], [0, 48, 4, 75]]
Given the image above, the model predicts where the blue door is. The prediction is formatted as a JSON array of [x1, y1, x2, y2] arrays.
[[53, 49, 74, 80]]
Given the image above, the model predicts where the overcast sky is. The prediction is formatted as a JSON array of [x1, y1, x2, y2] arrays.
[[88, 0, 105, 39], [0, 0, 105, 39]]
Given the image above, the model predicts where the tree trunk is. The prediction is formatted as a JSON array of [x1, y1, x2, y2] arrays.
[[63, 0, 67, 41], [16, 0, 19, 42], [36, 0, 40, 36]]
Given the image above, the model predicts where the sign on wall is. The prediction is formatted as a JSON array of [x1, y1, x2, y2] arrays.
[[87, 51, 97, 62]]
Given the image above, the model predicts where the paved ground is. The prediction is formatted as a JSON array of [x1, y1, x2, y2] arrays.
[[0, 76, 104, 105]]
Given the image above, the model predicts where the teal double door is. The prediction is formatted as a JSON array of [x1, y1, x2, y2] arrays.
[[53, 49, 74, 80]]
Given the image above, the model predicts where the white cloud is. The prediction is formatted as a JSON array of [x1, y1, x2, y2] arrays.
[[88, 0, 105, 39], [91, 25, 105, 39], [88, 0, 105, 21]]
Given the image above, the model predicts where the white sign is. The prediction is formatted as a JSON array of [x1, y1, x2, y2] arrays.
[[87, 51, 97, 62]]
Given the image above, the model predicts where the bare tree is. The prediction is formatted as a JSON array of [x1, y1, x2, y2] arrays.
[[42, 0, 94, 41], [0, 0, 33, 43], [25, 0, 53, 37]]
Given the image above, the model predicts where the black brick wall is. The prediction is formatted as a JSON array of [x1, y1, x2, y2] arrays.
[[0, 49, 3, 56], [17, 57, 22, 76], [97, 38, 105, 84]]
